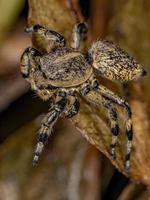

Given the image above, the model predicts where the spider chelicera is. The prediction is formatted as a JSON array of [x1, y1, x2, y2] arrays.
[[20, 22, 147, 170]]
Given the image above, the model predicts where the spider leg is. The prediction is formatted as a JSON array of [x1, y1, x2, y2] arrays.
[[102, 98, 119, 160], [20, 47, 40, 80], [65, 96, 80, 118], [33, 98, 67, 166], [97, 85, 133, 170], [71, 22, 88, 50], [21, 48, 56, 100], [85, 84, 133, 170], [25, 25, 65, 48]]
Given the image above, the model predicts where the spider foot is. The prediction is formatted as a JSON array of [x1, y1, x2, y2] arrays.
[[32, 154, 39, 166], [110, 148, 116, 160], [125, 153, 131, 172], [124, 140, 132, 172], [110, 135, 118, 160], [32, 142, 44, 166]]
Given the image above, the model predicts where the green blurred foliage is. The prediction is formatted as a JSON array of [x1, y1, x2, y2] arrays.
[[0, 0, 25, 42]]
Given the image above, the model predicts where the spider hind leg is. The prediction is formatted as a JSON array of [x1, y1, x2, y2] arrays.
[[85, 84, 133, 171], [99, 85, 133, 171], [124, 103, 133, 171], [103, 99, 119, 160]]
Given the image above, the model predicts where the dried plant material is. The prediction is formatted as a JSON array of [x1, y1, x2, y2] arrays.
[[27, 0, 150, 186], [118, 183, 146, 200], [90, 0, 110, 39], [67, 142, 87, 200], [67, 0, 85, 23], [81, 146, 101, 200], [28, 0, 74, 52]]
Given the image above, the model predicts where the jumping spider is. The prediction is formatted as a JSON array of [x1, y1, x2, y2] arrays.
[[20, 22, 147, 170]]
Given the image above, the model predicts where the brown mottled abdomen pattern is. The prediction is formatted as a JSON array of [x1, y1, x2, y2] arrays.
[[89, 41, 144, 82]]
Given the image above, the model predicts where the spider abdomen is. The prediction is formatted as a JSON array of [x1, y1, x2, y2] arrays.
[[38, 47, 93, 87], [89, 41, 145, 82]]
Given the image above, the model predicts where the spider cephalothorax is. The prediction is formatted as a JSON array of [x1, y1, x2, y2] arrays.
[[20, 22, 146, 170]]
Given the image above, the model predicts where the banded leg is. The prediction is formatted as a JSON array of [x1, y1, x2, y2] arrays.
[[97, 85, 133, 170], [65, 97, 80, 118], [102, 98, 119, 160], [20, 47, 40, 80], [25, 25, 65, 48], [71, 22, 88, 50], [33, 98, 67, 166]]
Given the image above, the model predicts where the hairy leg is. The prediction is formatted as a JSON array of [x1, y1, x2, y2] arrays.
[[20, 48, 56, 100], [71, 22, 88, 50], [64, 78, 98, 117], [85, 84, 133, 170], [25, 25, 65, 49], [20, 47, 46, 93], [65, 96, 80, 118], [80, 77, 99, 96], [102, 98, 119, 160], [33, 98, 67, 166], [20, 47, 40, 80], [97, 85, 133, 170]]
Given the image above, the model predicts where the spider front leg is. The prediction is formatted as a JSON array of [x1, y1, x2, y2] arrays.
[[20, 47, 39, 79], [102, 99, 119, 160], [33, 98, 67, 166], [20, 47, 43, 92], [97, 85, 133, 170], [20, 48, 30, 79], [65, 96, 80, 118], [25, 24, 65, 49], [71, 22, 88, 50]]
